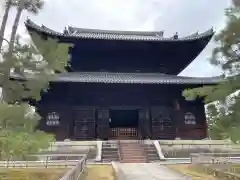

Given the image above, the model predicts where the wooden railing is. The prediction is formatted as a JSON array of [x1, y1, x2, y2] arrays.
[[111, 128, 138, 139]]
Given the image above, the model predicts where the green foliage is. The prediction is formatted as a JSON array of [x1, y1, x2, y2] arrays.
[[183, 6, 240, 142], [0, 32, 71, 160], [0, 168, 66, 180], [0, 103, 39, 131], [0, 103, 55, 161], [0, 130, 54, 161], [11, 0, 45, 14], [0, 33, 71, 102]]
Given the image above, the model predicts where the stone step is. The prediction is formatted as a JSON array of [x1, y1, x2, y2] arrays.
[[121, 148, 143, 151], [148, 155, 159, 158], [121, 160, 147, 163], [121, 152, 143, 155], [102, 146, 118, 148], [119, 142, 148, 163], [120, 147, 140, 150], [120, 157, 146, 160], [102, 155, 118, 158], [121, 156, 146, 160], [102, 150, 118, 153], [102, 145, 118, 147], [102, 160, 119, 162], [121, 153, 145, 157], [102, 157, 119, 160], [102, 156, 118, 159], [102, 150, 118, 154], [101, 142, 120, 162], [120, 145, 141, 147]]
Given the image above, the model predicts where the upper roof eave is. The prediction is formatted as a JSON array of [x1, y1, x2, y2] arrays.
[[25, 19, 214, 42]]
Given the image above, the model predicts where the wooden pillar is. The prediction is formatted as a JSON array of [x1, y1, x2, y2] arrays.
[[138, 108, 151, 139], [97, 108, 110, 140], [174, 99, 181, 139], [173, 109, 184, 139]]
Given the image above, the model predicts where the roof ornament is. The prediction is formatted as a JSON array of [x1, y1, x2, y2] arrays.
[[173, 32, 178, 39], [205, 28, 214, 35], [156, 31, 164, 37], [68, 26, 73, 33], [188, 32, 198, 38], [41, 24, 46, 29], [67, 26, 79, 35], [63, 26, 69, 35], [210, 27, 214, 33], [25, 17, 32, 24]]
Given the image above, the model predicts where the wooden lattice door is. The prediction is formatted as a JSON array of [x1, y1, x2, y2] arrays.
[[151, 106, 175, 139], [74, 108, 96, 140]]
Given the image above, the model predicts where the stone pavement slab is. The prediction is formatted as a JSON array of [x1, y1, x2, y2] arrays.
[[116, 163, 191, 180]]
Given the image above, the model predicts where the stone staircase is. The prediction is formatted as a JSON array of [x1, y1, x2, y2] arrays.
[[119, 141, 147, 163], [142, 143, 161, 162], [101, 141, 120, 162]]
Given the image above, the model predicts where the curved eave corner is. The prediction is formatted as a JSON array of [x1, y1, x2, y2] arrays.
[[24, 19, 215, 42]]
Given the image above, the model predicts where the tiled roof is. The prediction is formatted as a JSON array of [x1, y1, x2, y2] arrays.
[[11, 72, 223, 85], [25, 19, 214, 42]]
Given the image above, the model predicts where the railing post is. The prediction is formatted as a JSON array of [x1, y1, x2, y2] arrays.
[[45, 156, 49, 168]]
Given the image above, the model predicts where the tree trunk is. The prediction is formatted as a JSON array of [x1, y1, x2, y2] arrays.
[[8, 6, 23, 55], [0, 1, 11, 51], [233, 0, 240, 7], [2, 5, 23, 103]]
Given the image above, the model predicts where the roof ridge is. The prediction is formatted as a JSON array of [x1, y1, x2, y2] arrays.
[[67, 26, 162, 36], [25, 19, 214, 42]]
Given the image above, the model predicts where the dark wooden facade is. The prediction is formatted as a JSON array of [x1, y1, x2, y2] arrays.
[[25, 19, 217, 140], [37, 83, 208, 140]]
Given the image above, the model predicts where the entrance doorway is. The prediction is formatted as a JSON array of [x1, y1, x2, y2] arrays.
[[109, 110, 139, 139]]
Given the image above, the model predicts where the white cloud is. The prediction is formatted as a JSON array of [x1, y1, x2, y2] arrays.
[[0, 0, 231, 77]]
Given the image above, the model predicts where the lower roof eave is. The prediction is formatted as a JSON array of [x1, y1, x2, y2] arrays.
[[10, 71, 224, 85]]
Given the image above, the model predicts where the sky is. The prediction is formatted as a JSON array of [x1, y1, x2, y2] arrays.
[[0, 0, 231, 77]]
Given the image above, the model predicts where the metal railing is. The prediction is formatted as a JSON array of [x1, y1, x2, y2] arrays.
[[60, 155, 87, 180], [0, 152, 88, 180], [0, 153, 88, 168], [190, 152, 240, 164], [0, 159, 80, 168]]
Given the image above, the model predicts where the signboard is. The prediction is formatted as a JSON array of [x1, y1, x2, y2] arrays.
[[46, 112, 60, 126]]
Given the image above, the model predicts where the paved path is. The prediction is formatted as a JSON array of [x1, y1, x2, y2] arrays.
[[116, 163, 190, 180]]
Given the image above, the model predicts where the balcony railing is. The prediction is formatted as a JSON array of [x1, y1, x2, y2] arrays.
[[111, 128, 138, 139]]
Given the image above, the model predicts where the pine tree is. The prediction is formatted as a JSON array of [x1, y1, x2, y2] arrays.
[[183, 5, 240, 142], [0, 0, 11, 51], [8, 0, 44, 56], [0, 33, 71, 160]]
